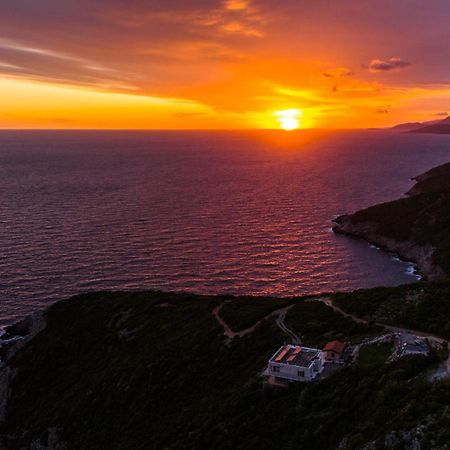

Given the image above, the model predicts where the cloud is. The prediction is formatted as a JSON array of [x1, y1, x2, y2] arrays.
[[366, 57, 411, 72], [1, 0, 450, 128], [224, 0, 249, 11], [0, 38, 140, 91], [323, 68, 354, 78], [376, 108, 389, 114], [172, 111, 208, 118], [0, 0, 265, 97], [434, 111, 448, 116]]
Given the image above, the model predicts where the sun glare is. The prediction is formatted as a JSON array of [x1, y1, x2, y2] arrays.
[[275, 109, 302, 131]]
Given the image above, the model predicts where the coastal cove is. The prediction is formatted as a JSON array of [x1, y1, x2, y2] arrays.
[[2, 143, 450, 448], [333, 162, 450, 280], [2, 130, 450, 326]]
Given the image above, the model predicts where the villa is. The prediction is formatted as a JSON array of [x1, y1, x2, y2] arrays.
[[265, 344, 324, 382]]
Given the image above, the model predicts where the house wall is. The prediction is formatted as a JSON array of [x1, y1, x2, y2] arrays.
[[322, 350, 341, 363], [268, 359, 322, 382]]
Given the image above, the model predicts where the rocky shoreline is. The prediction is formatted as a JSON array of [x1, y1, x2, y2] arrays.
[[332, 162, 450, 281], [332, 215, 445, 280]]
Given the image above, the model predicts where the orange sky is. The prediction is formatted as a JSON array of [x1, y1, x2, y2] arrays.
[[1, 0, 450, 129]]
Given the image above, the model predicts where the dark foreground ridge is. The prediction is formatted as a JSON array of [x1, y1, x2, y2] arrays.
[[333, 162, 450, 280], [0, 285, 449, 450]]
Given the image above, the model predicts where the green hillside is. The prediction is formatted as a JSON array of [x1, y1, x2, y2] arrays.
[[0, 288, 449, 449]]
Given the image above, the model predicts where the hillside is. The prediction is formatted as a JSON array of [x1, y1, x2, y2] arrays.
[[391, 116, 450, 133], [391, 122, 423, 132], [410, 124, 450, 134], [334, 280, 450, 340], [0, 288, 449, 449], [333, 162, 450, 278]]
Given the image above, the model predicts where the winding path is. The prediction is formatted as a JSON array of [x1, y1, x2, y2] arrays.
[[312, 297, 450, 381], [213, 296, 450, 381], [276, 308, 300, 344], [212, 303, 300, 343]]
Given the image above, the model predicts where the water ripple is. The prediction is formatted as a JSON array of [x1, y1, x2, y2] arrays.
[[0, 130, 449, 326]]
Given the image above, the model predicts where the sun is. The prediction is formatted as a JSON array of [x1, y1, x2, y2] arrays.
[[279, 116, 299, 131], [275, 109, 303, 131]]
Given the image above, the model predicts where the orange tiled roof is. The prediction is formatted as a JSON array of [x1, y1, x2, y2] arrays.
[[323, 340, 346, 354]]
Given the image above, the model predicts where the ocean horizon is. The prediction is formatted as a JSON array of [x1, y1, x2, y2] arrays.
[[2, 129, 450, 326]]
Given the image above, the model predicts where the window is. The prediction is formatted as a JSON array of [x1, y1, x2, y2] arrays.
[[271, 366, 280, 373], [297, 370, 304, 377]]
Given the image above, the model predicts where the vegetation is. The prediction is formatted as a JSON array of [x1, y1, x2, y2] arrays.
[[218, 295, 296, 331], [1, 288, 450, 449], [335, 280, 450, 339], [1, 291, 285, 449], [355, 342, 393, 369], [408, 162, 450, 194], [284, 301, 380, 347], [336, 162, 450, 273]]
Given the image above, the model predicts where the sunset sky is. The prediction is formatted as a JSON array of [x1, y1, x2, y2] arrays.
[[1, 0, 450, 129]]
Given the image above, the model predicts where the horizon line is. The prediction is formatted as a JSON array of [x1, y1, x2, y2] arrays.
[[0, 127, 385, 132]]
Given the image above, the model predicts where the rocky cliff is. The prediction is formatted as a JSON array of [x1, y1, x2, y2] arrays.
[[333, 162, 450, 279]]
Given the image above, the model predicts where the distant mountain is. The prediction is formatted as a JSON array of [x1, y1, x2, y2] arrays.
[[410, 122, 450, 134], [391, 122, 423, 131], [391, 116, 450, 133]]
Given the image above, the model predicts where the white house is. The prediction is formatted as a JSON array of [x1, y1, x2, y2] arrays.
[[265, 344, 324, 382]]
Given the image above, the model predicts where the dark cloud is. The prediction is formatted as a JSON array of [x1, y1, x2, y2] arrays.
[[323, 69, 354, 78], [366, 57, 411, 72]]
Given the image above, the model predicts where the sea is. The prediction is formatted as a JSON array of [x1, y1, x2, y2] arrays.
[[1, 129, 450, 327]]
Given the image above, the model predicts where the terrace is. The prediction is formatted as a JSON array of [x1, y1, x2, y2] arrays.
[[264, 345, 324, 383]]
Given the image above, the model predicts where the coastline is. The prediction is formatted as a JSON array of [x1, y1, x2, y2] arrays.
[[332, 215, 444, 281], [332, 162, 450, 281]]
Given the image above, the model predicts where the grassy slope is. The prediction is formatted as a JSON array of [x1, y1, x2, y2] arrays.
[[1, 289, 450, 449], [355, 343, 393, 369]]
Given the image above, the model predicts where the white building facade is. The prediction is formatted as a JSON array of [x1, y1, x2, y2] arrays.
[[266, 345, 324, 382]]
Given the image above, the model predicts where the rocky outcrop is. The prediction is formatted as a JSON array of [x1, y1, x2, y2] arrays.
[[332, 162, 450, 280], [0, 366, 14, 424], [332, 215, 446, 281], [29, 428, 67, 450], [1, 310, 47, 362], [0, 309, 48, 442]]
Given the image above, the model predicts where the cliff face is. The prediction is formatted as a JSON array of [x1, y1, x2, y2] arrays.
[[0, 311, 47, 426], [333, 215, 445, 280], [333, 162, 450, 280]]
